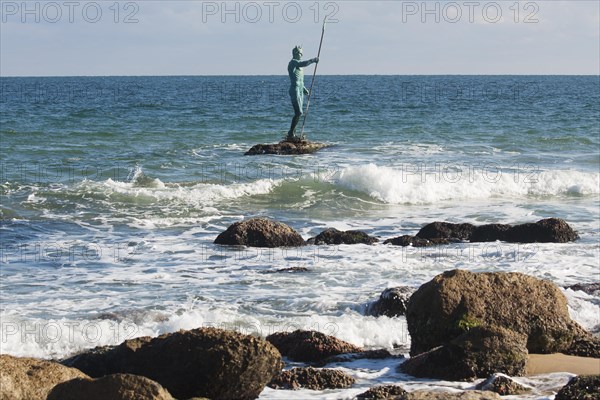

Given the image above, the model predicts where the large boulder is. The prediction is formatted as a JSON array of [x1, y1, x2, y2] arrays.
[[399, 325, 528, 381], [415, 222, 475, 241], [62, 327, 283, 400], [214, 218, 305, 248], [308, 228, 379, 245], [505, 218, 579, 243], [244, 139, 328, 155], [405, 269, 592, 356], [555, 375, 600, 400], [0, 355, 89, 400], [47, 374, 174, 400], [267, 367, 355, 390], [266, 330, 362, 362], [366, 287, 415, 317]]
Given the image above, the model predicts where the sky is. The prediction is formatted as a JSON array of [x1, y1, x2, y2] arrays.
[[1, 1, 599, 76]]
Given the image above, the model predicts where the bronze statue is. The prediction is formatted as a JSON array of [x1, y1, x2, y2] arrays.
[[287, 45, 318, 141]]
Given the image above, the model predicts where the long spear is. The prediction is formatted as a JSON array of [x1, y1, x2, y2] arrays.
[[300, 19, 326, 139]]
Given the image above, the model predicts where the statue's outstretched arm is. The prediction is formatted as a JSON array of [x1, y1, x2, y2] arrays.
[[296, 58, 319, 68]]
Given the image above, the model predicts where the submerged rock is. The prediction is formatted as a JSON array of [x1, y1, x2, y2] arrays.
[[0, 355, 89, 400], [307, 228, 379, 245], [566, 282, 600, 296], [267, 367, 355, 390], [405, 269, 593, 357], [47, 374, 174, 400], [62, 327, 283, 400], [271, 266, 310, 273], [266, 330, 362, 362], [555, 374, 600, 400], [404, 391, 502, 400], [399, 325, 528, 381], [244, 139, 328, 155], [366, 287, 415, 317], [214, 217, 305, 248], [475, 373, 531, 396], [314, 349, 395, 367], [383, 235, 451, 247], [356, 384, 407, 399]]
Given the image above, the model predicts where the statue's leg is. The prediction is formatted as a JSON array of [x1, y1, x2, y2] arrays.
[[287, 90, 303, 139]]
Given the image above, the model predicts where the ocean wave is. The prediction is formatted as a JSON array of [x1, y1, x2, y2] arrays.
[[0, 308, 408, 360], [335, 164, 600, 204], [78, 166, 281, 207]]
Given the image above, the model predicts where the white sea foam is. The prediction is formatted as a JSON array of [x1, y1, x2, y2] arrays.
[[336, 164, 600, 204], [81, 172, 280, 208]]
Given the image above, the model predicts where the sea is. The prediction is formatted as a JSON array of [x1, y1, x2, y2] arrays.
[[1, 75, 599, 399]]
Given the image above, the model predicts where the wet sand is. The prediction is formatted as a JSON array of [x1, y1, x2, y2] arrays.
[[527, 353, 600, 375]]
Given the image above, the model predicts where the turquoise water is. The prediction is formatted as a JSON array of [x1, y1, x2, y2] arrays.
[[1, 75, 599, 398]]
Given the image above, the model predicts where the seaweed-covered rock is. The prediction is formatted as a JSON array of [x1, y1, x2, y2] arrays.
[[505, 218, 579, 243], [475, 373, 531, 396], [555, 375, 600, 400], [245, 139, 328, 155], [62, 327, 283, 400], [267, 367, 355, 390], [266, 330, 362, 362], [214, 217, 305, 248], [415, 222, 475, 241], [366, 287, 415, 317], [356, 384, 407, 399], [406, 269, 591, 356], [308, 228, 379, 245], [47, 374, 174, 400], [0, 355, 89, 400], [383, 235, 450, 247], [399, 326, 528, 381]]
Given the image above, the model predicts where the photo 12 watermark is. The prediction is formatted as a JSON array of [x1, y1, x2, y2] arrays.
[[0, 241, 141, 265], [398, 241, 541, 265], [0, 319, 410, 347], [1, 1, 140, 23], [198, 1, 340, 24], [399, 1, 539, 24], [0, 162, 131, 185], [0, 81, 141, 104]]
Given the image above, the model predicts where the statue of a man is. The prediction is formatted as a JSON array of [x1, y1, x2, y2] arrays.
[[287, 45, 319, 141]]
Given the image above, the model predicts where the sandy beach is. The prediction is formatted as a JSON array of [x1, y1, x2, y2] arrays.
[[527, 353, 600, 375]]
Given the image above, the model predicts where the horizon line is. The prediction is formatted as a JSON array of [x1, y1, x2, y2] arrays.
[[2, 73, 599, 78]]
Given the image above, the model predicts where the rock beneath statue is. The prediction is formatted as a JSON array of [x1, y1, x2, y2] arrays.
[[244, 139, 328, 155]]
